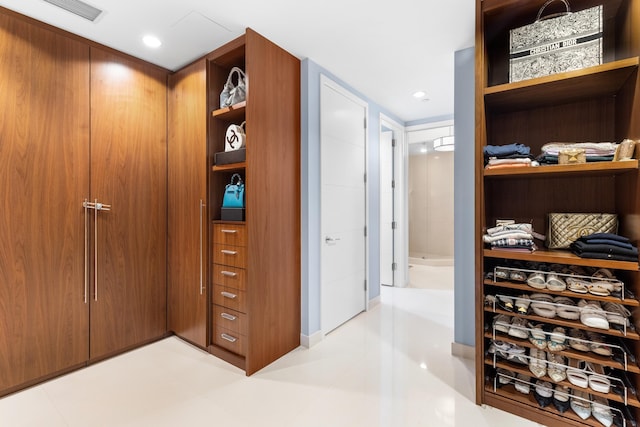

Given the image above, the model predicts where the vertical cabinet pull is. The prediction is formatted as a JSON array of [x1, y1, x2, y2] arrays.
[[83, 199, 89, 304], [199, 199, 205, 295], [82, 199, 111, 302]]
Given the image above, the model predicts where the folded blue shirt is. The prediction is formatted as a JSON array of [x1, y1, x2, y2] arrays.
[[484, 143, 530, 158]]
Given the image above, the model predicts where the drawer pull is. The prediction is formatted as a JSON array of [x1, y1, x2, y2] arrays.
[[221, 249, 237, 255], [221, 333, 237, 343], [221, 291, 237, 299], [221, 229, 238, 234], [221, 270, 237, 277], [221, 312, 237, 321]]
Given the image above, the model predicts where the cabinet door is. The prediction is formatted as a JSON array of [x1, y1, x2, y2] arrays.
[[88, 48, 167, 359], [168, 59, 208, 347], [0, 16, 90, 392]]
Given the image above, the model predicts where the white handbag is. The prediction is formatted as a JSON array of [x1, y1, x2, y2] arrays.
[[225, 121, 246, 152], [219, 67, 247, 108]]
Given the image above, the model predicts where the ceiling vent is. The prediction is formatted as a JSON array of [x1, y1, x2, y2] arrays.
[[43, 0, 103, 22]]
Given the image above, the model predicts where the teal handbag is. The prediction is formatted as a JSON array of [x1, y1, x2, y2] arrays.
[[222, 173, 245, 208]]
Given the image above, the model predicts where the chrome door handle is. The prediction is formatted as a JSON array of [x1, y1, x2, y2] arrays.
[[83, 198, 111, 301], [83, 199, 89, 304], [325, 236, 341, 244]]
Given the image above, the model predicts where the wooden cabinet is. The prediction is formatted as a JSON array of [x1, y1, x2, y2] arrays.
[[0, 9, 168, 395], [88, 48, 168, 360], [475, 1, 640, 426], [0, 12, 90, 394], [207, 29, 301, 375], [168, 59, 209, 348]]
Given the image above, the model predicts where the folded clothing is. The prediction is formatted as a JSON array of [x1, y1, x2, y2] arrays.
[[484, 143, 531, 165], [541, 142, 618, 156], [484, 223, 536, 252], [570, 233, 639, 262], [537, 154, 614, 165]]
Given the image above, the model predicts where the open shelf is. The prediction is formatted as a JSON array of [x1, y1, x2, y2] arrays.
[[485, 383, 622, 427], [484, 279, 640, 307], [211, 101, 246, 121], [484, 58, 639, 111], [484, 249, 640, 272], [484, 160, 639, 178], [212, 162, 246, 172], [485, 331, 640, 373], [485, 308, 640, 340], [484, 357, 640, 407]]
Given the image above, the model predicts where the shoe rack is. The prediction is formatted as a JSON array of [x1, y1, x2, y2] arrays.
[[474, 1, 640, 426]]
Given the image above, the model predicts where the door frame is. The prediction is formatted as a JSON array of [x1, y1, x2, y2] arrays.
[[319, 74, 369, 335], [380, 114, 407, 288]]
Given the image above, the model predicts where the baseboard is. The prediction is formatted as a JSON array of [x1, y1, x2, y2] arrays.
[[300, 330, 323, 348], [368, 295, 381, 309], [451, 342, 474, 360]]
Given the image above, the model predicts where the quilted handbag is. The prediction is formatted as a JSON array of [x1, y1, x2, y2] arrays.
[[547, 213, 618, 249], [222, 173, 245, 208], [219, 67, 247, 108]]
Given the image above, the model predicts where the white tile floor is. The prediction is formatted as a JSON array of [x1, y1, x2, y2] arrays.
[[1, 266, 540, 427]]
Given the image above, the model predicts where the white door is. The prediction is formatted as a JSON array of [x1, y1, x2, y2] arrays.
[[320, 76, 367, 334], [379, 126, 394, 286]]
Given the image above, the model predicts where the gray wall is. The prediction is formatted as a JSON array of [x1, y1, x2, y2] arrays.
[[453, 46, 475, 346]]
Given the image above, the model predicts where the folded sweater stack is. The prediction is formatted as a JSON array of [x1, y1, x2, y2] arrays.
[[538, 142, 618, 165], [484, 143, 536, 170], [483, 223, 536, 252], [570, 233, 639, 262]]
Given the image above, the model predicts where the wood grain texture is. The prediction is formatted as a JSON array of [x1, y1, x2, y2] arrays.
[[205, 29, 300, 374], [476, 0, 640, 422], [0, 12, 90, 393], [244, 28, 301, 375], [167, 59, 208, 348], [89, 48, 168, 360]]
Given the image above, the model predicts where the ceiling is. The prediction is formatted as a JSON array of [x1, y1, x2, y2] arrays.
[[0, 0, 475, 123]]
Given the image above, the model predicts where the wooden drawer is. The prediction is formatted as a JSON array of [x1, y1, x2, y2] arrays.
[[213, 223, 246, 246], [212, 284, 247, 313], [213, 244, 246, 268], [212, 264, 246, 291], [213, 324, 247, 356], [212, 305, 247, 336]]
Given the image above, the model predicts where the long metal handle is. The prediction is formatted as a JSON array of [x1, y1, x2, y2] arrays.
[[94, 199, 98, 301], [91, 199, 112, 301], [83, 199, 89, 303], [221, 312, 237, 321], [199, 199, 205, 295], [221, 333, 237, 343], [221, 291, 237, 299], [221, 270, 237, 277], [221, 249, 237, 255], [221, 229, 237, 234]]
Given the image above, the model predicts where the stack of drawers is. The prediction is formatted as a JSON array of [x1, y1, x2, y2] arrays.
[[212, 223, 247, 356]]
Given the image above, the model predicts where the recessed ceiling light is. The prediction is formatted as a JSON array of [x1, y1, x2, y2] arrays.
[[143, 35, 162, 48], [412, 91, 427, 99]]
